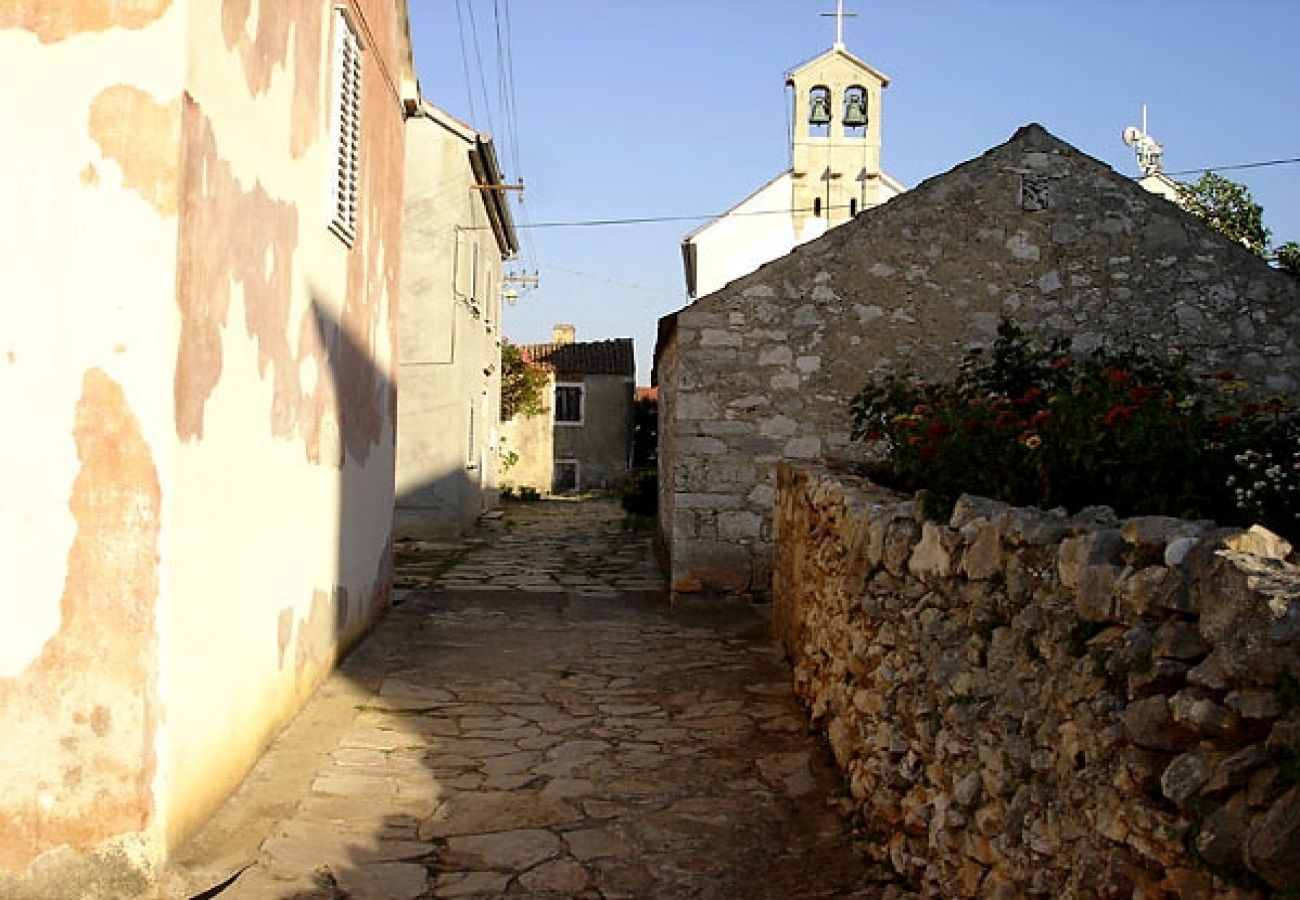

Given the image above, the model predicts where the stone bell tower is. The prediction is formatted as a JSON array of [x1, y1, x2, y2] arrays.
[[787, 2, 890, 242]]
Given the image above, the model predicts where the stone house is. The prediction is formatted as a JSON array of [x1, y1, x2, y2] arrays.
[[0, 2, 414, 894], [655, 123, 1300, 602], [505, 326, 635, 494], [395, 101, 518, 539]]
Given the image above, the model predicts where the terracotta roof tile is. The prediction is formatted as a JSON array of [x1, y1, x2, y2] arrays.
[[521, 338, 634, 377]]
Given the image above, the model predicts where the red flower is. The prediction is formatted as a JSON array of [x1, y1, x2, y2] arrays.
[[927, 421, 951, 440], [1103, 404, 1136, 427], [919, 444, 938, 462], [1051, 357, 1073, 371], [1214, 369, 1235, 381], [1102, 366, 1131, 388], [1031, 409, 1052, 425], [1127, 385, 1158, 404], [1217, 415, 1237, 428]]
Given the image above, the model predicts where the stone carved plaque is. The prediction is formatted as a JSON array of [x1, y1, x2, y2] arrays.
[[1021, 174, 1051, 212]]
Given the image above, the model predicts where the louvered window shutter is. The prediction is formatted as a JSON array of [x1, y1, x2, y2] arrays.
[[329, 8, 362, 243]]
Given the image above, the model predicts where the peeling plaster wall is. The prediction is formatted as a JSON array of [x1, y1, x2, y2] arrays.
[[164, 0, 404, 847], [0, 1, 185, 892], [659, 125, 1300, 602], [2, 0, 405, 884], [395, 112, 506, 539], [2, 1, 407, 886]]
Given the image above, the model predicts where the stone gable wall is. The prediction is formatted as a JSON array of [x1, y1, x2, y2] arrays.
[[659, 124, 1300, 600], [773, 462, 1300, 897]]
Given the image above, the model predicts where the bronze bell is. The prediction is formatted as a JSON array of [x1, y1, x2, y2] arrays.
[[843, 92, 868, 127], [809, 92, 832, 126]]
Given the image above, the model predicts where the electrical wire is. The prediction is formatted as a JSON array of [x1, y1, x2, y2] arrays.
[[464, 0, 497, 139], [493, 203, 855, 230], [543, 263, 681, 297], [1164, 157, 1300, 178], [453, 0, 478, 126]]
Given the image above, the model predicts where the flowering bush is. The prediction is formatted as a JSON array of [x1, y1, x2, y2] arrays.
[[850, 320, 1298, 543], [500, 341, 550, 420]]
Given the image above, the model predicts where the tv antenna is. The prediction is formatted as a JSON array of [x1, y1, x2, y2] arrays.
[[1122, 105, 1165, 177]]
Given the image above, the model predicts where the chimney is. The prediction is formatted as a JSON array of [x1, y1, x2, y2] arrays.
[[552, 324, 576, 345]]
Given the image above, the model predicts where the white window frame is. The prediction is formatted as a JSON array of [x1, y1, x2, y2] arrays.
[[328, 6, 362, 245], [554, 382, 585, 426]]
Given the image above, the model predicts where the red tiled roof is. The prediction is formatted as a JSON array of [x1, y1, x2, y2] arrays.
[[521, 338, 634, 377]]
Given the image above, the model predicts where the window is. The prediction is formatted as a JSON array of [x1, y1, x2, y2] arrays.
[[554, 383, 584, 424], [328, 7, 362, 243], [813, 197, 822, 218]]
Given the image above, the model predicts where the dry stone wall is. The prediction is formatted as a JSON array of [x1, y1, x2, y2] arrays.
[[774, 462, 1300, 897], [659, 124, 1300, 601]]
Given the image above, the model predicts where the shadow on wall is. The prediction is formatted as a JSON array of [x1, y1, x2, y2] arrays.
[[306, 296, 394, 659], [171, 300, 401, 899], [394, 469, 490, 542]]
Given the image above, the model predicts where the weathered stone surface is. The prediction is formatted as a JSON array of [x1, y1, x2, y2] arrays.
[[1206, 746, 1268, 795], [1222, 525, 1294, 562], [172, 498, 888, 900], [909, 522, 960, 579], [1169, 690, 1240, 738], [1058, 530, 1125, 590], [1075, 565, 1123, 621], [1121, 697, 1188, 751], [1153, 621, 1209, 661], [1224, 689, 1281, 721], [1161, 752, 1211, 807], [774, 464, 1300, 900], [1195, 794, 1252, 871], [1244, 787, 1300, 889], [1121, 516, 1207, 556], [337, 862, 428, 900], [661, 121, 1300, 608], [518, 859, 590, 893]]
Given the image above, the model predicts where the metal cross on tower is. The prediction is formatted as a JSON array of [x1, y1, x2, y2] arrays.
[[821, 0, 857, 48]]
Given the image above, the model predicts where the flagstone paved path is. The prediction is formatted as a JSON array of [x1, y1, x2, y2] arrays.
[[170, 498, 902, 899]]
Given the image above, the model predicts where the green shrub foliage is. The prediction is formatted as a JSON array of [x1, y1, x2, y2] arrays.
[[621, 468, 658, 518], [500, 341, 550, 421], [851, 320, 1298, 542]]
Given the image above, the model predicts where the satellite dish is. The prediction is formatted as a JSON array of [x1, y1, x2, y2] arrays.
[[1122, 126, 1141, 147]]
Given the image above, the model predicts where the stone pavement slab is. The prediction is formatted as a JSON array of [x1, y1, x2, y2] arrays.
[[168, 498, 903, 898]]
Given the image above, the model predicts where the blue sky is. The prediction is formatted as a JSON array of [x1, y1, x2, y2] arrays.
[[408, 1, 1300, 384]]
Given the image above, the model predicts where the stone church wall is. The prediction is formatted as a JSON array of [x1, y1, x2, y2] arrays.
[[659, 124, 1300, 600], [774, 462, 1300, 897]]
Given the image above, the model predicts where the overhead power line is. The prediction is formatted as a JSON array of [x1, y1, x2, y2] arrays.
[[1164, 156, 1300, 178], [511, 205, 834, 231], [472, 156, 1300, 233]]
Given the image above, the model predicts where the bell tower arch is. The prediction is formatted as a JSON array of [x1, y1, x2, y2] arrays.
[[786, 11, 889, 241]]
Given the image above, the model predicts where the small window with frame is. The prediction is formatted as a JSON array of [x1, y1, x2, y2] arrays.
[[554, 383, 584, 425]]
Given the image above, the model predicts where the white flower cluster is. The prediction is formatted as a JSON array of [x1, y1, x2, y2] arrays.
[[1227, 444, 1300, 521]]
